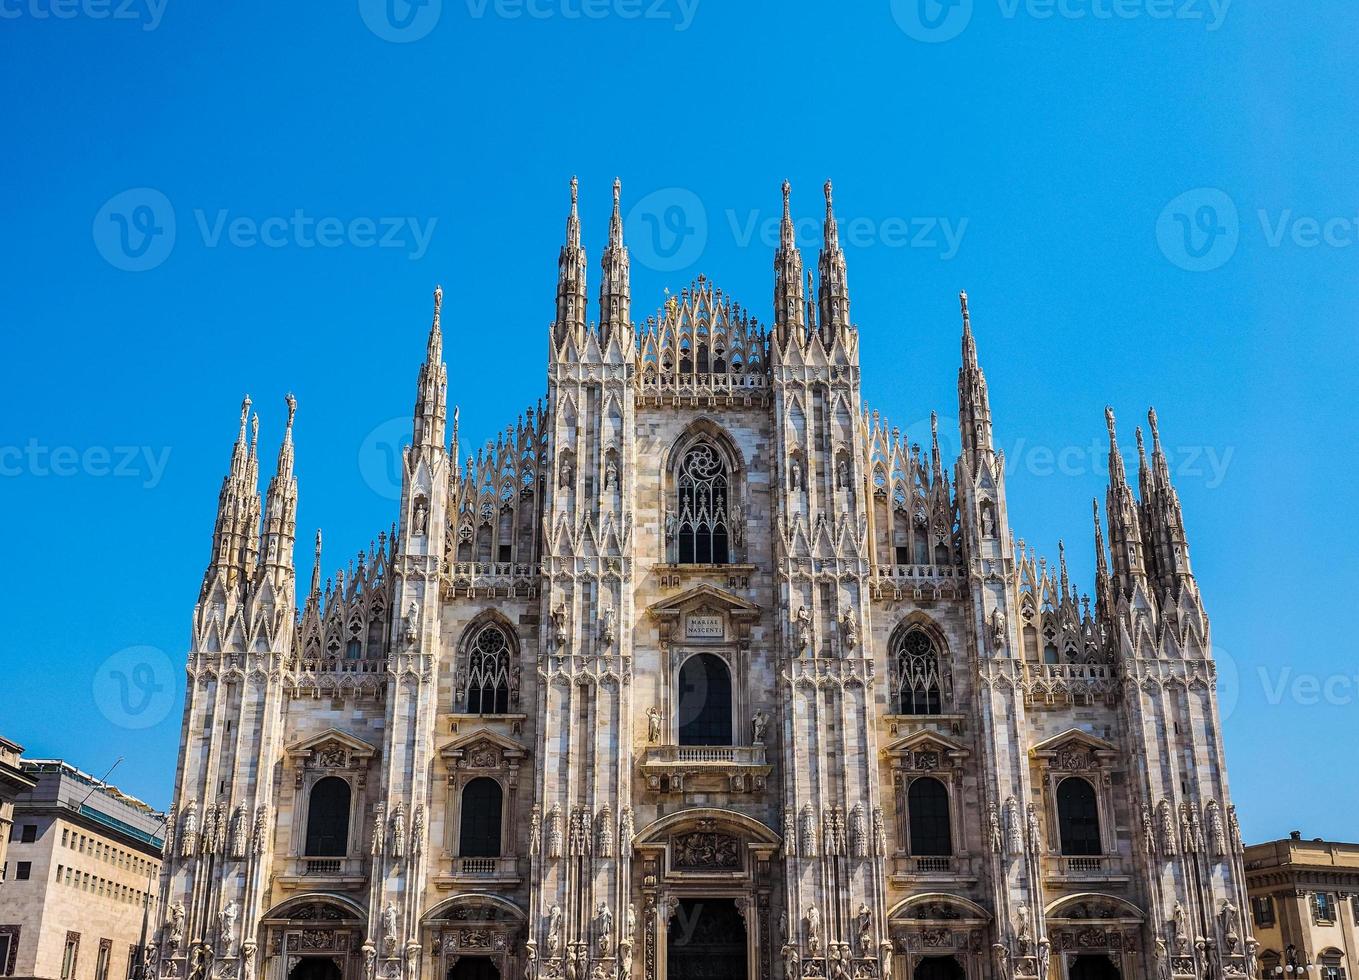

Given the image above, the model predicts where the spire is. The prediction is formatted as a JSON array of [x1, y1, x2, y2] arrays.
[[957, 290, 994, 464], [260, 393, 299, 585], [816, 180, 851, 344], [930, 411, 945, 486], [308, 529, 323, 602], [413, 285, 448, 452], [553, 175, 587, 349], [203, 395, 263, 597], [1093, 499, 1113, 624], [1103, 407, 1148, 598], [773, 179, 806, 348], [1141, 407, 1196, 595], [598, 177, 631, 347]]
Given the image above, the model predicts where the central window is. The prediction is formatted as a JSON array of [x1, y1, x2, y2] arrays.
[[465, 624, 512, 714], [677, 653, 733, 746], [894, 627, 943, 715], [677, 444, 730, 565]]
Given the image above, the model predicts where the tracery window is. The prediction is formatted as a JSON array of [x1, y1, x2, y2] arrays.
[[677, 444, 730, 565], [894, 628, 942, 715], [465, 624, 511, 715]]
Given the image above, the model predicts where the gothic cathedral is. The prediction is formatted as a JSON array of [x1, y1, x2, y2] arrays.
[[155, 180, 1254, 980]]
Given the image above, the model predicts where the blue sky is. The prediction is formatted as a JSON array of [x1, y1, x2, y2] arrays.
[[1, 0, 1355, 842]]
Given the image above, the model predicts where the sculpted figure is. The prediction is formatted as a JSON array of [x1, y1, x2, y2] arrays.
[[806, 905, 822, 954], [647, 706, 662, 743], [751, 709, 769, 743]]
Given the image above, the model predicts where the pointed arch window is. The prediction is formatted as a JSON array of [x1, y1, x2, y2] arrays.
[[1056, 777, 1101, 856], [304, 777, 351, 857], [677, 444, 730, 565], [907, 777, 952, 856], [458, 777, 503, 858], [464, 624, 512, 714], [894, 628, 943, 715]]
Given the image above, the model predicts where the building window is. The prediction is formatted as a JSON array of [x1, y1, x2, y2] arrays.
[[465, 624, 512, 715], [19, 826, 36, 844], [676, 444, 730, 565], [907, 777, 953, 856], [61, 933, 79, 980], [894, 628, 942, 715], [1313, 892, 1336, 924], [13, 864, 29, 882], [126, 946, 141, 980], [677, 653, 733, 746], [458, 778, 503, 858], [1056, 777, 1101, 856], [1319, 951, 1347, 980], [95, 939, 111, 980], [0, 926, 19, 978], [1251, 896, 1276, 928], [303, 777, 351, 857]]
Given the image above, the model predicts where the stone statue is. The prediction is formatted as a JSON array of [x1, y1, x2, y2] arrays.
[[382, 903, 399, 954], [547, 904, 563, 954], [730, 503, 744, 546], [795, 606, 812, 656], [836, 456, 851, 490], [548, 805, 563, 859], [990, 608, 1008, 652], [981, 503, 996, 537], [788, 459, 802, 491], [1006, 797, 1024, 855], [879, 941, 894, 980], [1037, 939, 1050, 980], [523, 943, 537, 980], [605, 458, 619, 491], [782, 946, 799, 980], [565, 947, 578, 980], [599, 608, 616, 647], [1160, 800, 1179, 855], [371, 802, 386, 855], [1221, 901, 1241, 952], [218, 900, 238, 948], [552, 605, 568, 650], [1172, 901, 1190, 954], [168, 903, 186, 948], [1026, 803, 1042, 854], [806, 905, 822, 955], [619, 806, 635, 854], [850, 803, 868, 858], [992, 943, 1011, 980], [390, 802, 406, 859], [361, 945, 376, 980], [664, 509, 677, 543], [410, 804, 425, 857], [800, 804, 818, 857], [988, 802, 1003, 853], [1141, 803, 1157, 854], [404, 601, 419, 646], [595, 902, 613, 953], [229, 806, 247, 859], [751, 709, 769, 743], [251, 805, 269, 855], [1015, 905, 1032, 944], [412, 498, 428, 536], [647, 706, 662, 743], [529, 806, 541, 856], [857, 903, 873, 955], [596, 806, 614, 858]]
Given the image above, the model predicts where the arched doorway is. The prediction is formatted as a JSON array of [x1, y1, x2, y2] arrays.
[[288, 959, 342, 980], [1069, 954, 1121, 980], [447, 958, 500, 980], [914, 955, 966, 980], [667, 898, 747, 980]]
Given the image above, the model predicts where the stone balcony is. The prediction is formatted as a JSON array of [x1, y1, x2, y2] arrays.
[[869, 563, 966, 601], [640, 743, 772, 794], [1022, 662, 1120, 707], [433, 855, 524, 889], [443, 561, 540, 598], [1043, 853, 1131, 884], [276, 855, 368, 891]]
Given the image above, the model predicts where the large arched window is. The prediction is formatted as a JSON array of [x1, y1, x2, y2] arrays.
[[907, 777, 952, 856], [677, 653, 733, 746], [677, 444, 730, 565], [465, 624, 511, 714], [459, 777, 503, 857], [894, 627, 942, 715], [304, 777, 351, 857], [1056, 777, 1101, 856]]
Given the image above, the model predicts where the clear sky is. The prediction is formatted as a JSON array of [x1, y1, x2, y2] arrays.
[[2, 0, 1355, 843]]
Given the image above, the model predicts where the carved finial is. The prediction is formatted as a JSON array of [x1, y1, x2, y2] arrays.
[[285, 393, 297, 432], [960, 289, 970, 320], [1147, 406, 1161, 447], [782, 179, 791, 217], [930, 411, 939, 438], [249, 413, 259, 452], [823, 179, 833, 208], [433, 283, 443, 313], [570, 175, 579, 211], [1104, 406, 1117, 439], [1135, 426, 1146, 459], [612, 177, 621, 210], [314, 529, 322, 558], [238, 395, 252, 437]]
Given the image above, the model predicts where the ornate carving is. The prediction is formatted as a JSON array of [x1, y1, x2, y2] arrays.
[[800, 804, 818, 857], [849, 803, 869, 858], [672, 831, 740, 870]]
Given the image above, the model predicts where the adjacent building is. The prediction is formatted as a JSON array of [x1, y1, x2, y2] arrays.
[[153, 179, 1252, 980], [0, 760, 165, 980], [1245, 833, 1359, 980], [0, 738, 37, 883]]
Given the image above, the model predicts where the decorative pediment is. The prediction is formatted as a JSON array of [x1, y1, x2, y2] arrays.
[[1044, 892, 1145, 923], [648, 584, 760, 647], [285, 729, 377, 768], [885, 729, 972, 769], [1030, 728, 1119, 771], [888, 893, 991, 924], [439, 729, 528, 770]]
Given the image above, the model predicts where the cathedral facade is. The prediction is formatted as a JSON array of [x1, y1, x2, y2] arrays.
[[154, 179, 1254, 980]]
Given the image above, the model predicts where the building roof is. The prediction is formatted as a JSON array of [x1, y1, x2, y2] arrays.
[[14, 759, 165, 853]]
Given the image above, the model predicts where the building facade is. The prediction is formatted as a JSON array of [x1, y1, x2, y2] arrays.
[[0, 760, 164, 980], [1244, 834, 1359, 980], [0, 738, 37, 882], [153, 180, 1253, 980]]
